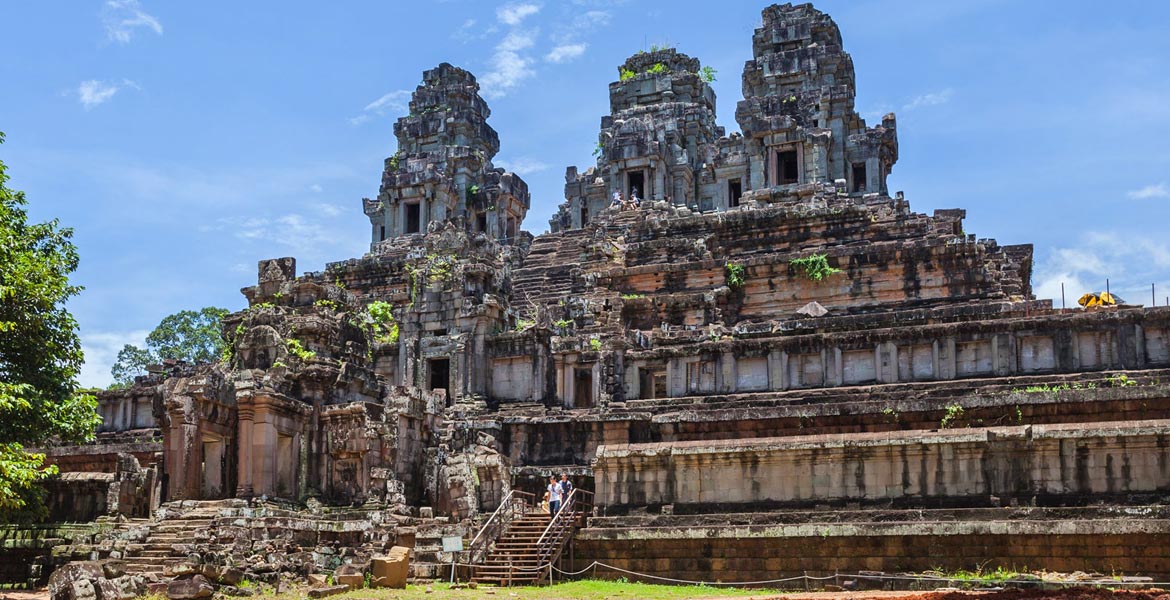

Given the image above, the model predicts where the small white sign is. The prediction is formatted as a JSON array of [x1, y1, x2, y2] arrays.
[[441, 536, 464, 552]]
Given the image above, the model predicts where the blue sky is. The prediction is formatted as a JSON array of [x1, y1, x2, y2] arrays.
[[2, 0, 1169, 388]]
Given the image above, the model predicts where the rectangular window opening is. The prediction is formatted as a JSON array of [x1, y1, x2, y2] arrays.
[[574, 368, 594, 408], [428, 358, 450, 392], [405, 203, 421, 234], [627, 171, 645, 200], [476, 212, 487, 233], [779, 150, 799, 185], [851, 163, 866, 193], [379, 225, 386, 241], [728, 179, 743, 208]]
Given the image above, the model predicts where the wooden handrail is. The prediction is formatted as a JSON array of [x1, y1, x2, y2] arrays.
[[533, 488, 593, 575], [464, 490, 535, 566]]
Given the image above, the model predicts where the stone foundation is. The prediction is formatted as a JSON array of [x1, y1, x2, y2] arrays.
[[575, 507, 1170, 583]]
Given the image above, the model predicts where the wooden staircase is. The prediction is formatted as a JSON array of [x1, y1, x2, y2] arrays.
[[469, 512, 551, 585], [467, 489, 593, 586]]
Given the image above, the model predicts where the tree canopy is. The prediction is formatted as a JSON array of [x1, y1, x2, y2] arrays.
[[0, 131, 101, 517], [111, 306, 229, 385]]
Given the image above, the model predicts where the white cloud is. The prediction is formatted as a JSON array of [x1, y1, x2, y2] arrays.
[[1034, 230, 1170, 308], [452, 18, 494, 43], [309, 184, 324, 193], [212, 213, 340, 254], [581, 10, 611, 26], [102, 0, 163, 44], [78, 79, 138, 109], [79, 329, 150, 388], [546, 43, 587, 63], [497, 3, 541, 25], [495, 157, 550, 175], [480, 30, 539, 98], [1127, 183, 1169, 199], [902, 88, 954, 111], [315, 203, 343, 217], [350, 89, 411, 125]]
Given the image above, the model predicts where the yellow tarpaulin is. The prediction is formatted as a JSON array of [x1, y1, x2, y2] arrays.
[[1078, 292, 1121, 308]]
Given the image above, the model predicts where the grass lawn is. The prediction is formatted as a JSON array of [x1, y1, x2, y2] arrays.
[[225, 580, 786, 600]]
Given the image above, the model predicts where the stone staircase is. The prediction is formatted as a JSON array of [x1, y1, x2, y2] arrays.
[[120, 502, 222, 576]]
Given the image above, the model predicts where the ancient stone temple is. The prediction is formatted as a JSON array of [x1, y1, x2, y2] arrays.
[[11, 1, 1170, 592]]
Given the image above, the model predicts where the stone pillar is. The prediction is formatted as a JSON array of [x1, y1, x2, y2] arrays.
[[252, 410, 277, 497], [236, 406, 255, 498], [719, 352, 735, 393]]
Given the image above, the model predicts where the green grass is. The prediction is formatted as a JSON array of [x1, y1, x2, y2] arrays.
[[225, 579, 785, 600]]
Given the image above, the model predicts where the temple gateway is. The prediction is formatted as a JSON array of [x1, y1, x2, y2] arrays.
[[11, 2, 1170, 593]]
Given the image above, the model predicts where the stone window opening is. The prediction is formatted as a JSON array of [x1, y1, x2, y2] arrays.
[[778, 150, 800, 185], [505, 217, 517, 240], [275, 434, 295, 498], [574, 368, 594, 408], [405, 202, 421, 234], [639, 368, 667, 399], [379, 225, 386, 241], [728, 178, 743, 208], [476, 212, 487, 234], [626, 170, 646, 200], [580, 205, 589, 226], [851, 163, 866, 193], [428, 358, 450, 393]]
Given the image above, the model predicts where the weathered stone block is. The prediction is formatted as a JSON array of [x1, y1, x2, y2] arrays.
[[370, 547, 410, 589], [166, 575, 214, 600]]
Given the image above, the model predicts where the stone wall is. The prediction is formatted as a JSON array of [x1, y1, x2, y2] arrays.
[[575, 509, 1170, 582], [593, 420, 1170, 512]]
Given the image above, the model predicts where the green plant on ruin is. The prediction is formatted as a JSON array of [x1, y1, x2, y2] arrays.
[[940, 403, 964, 429], [367, 300, 399, 345], [1015, 405, 1023, 423], [314, 299, 341, 311], [592, 141, 605, 157], [725, 262, 746, 290], [466, 184, 481, 202], [553, 318, 573, 331], [271, 360, 287, 369], [619, 68, 636, 82], [513, 318, 535, 332], [649, 44, 665, 52], [589, 337, 602, 351], [700, 65, 717, 83], [421, 253, 457, 285], [1107, 373, 1138, 388], [647, 62, 668, 75], [789, 253, 842, 282], [285, 338, 316, 362], [620, 293, 645, 300], [388, 151, 403, 171], [881, 406, 899, 423]]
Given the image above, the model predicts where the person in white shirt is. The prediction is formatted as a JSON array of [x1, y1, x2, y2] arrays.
[[547, 475, 562, 516]]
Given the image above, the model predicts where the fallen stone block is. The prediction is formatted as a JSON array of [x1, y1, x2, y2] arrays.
[[370, 546, 410, 589], [335, 573, 364, 590], [48, 562, 104, 600], [166, 575, 214, 600], [306, 585, 349, 599]]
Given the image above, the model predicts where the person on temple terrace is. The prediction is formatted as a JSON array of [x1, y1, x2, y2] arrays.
[[547, 475, 562, 516], [559, 473, 574, 511]]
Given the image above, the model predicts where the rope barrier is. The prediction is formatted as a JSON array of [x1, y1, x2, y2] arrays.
[[517, 560, 1170, 589]]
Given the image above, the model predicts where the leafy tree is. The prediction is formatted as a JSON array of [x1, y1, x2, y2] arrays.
[[111, 307, 229, 384], [0, 131, 101, 517]]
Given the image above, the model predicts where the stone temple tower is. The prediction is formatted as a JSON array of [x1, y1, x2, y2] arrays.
[[735, 3, 898, 193], [552, 2, 900, 231], [364, 63, 530, 248]]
